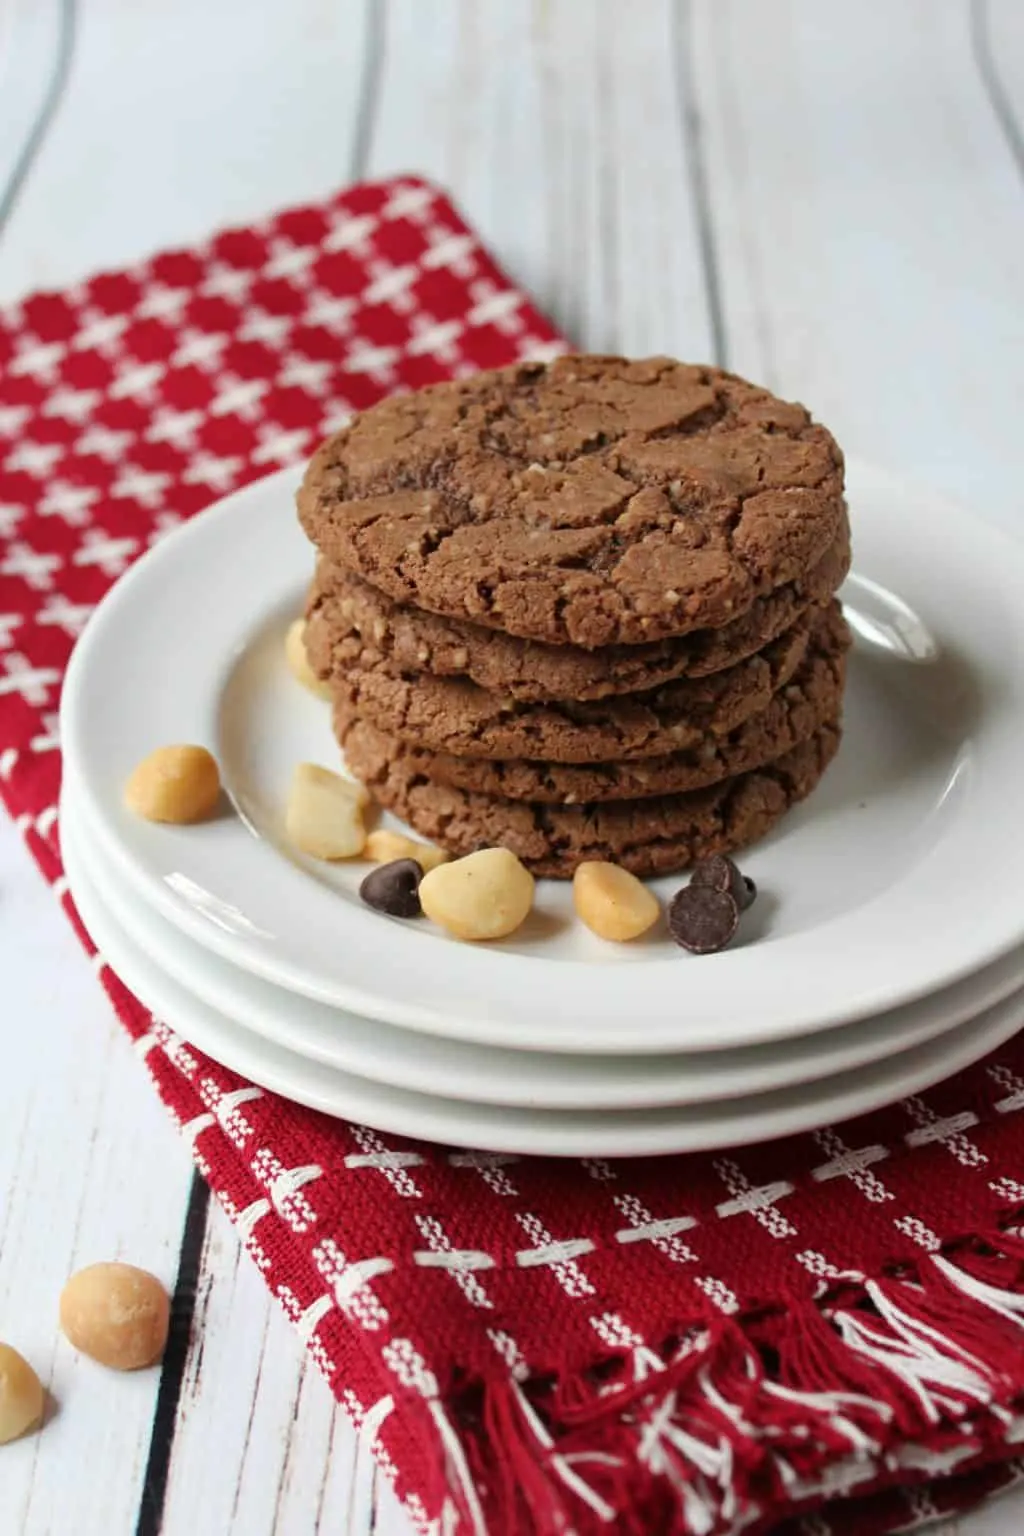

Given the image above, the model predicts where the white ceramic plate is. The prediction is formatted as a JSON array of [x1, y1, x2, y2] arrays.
[[62, 806, 1024, 1157], [62, 785, 1024, 1110], [62, 458, 1024, 1053]]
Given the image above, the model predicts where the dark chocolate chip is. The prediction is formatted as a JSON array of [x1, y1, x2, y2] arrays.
[[690, 853, 756, 911], [359, 858, 423, 918], [668, 885, 739, 954]]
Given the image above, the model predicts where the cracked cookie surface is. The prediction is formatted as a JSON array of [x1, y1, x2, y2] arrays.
[[312, 605, 832, 765], [297, 355, 846, 647], [336, 607, 849, 802], [343, 725, 841, 879], [306, 520, 850, 703]]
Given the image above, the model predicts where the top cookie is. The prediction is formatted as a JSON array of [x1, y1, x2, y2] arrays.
[[297, 355, 846, 648]]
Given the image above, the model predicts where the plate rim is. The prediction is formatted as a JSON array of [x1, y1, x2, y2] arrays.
[[59, 807, 1024, 1159], [61, 784, 1024, 1110]]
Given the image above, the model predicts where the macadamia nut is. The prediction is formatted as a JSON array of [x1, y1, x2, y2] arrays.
[[286, 763, 368, 859], [573, 861, 660, 942], [124, 745, 221, 824], [0, 1345, 44, 1444], [419, 847, 534, 941], [59, 1263, 169, 1372], [364, 828, 448, 873]]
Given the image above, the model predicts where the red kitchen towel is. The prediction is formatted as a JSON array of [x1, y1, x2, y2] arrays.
[[3, 175, 1024, 1536]]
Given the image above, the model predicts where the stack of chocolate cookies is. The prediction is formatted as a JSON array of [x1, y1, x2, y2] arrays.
[[298, 356, 851, 878]]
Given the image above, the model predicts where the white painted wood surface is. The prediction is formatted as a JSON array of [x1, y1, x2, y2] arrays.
[[1, 2, 1022, 1531]]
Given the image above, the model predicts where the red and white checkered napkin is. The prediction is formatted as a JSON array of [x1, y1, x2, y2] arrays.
[[4, 176, 1024, 1535]]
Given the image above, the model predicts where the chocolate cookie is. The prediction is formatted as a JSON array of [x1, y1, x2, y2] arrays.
[[311, 604, 831, 766], [342, 725, 841, 879], [336, 608, 848, 803], [297, 356, 846, 648], [306, 519, 850, 704]]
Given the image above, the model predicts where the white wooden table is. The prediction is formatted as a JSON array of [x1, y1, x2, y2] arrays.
[[1, 2, 1022, 1531]]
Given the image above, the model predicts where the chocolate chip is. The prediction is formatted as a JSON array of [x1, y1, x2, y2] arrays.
[[667, 885, 739, 954], [690, 853, 756, 911], [359, 858, 423, 918]]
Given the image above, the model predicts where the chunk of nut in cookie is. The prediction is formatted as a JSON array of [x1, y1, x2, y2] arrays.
[[285, 619, 332, 699]]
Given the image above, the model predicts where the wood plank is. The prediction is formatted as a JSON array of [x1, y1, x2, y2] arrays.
[[962, 1477, 1024, 1535], [979, 0, 1024, 157], [369, 0, 715, 360], [0, 0, 72, 238], [0, 0, 374, 302], [158, 1200, 415, 1534], [0, 819, 192, 1535], [688, 0, 1024, 524]]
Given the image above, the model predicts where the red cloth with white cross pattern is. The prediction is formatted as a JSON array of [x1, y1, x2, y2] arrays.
[[3, 176, 1024, 1536]]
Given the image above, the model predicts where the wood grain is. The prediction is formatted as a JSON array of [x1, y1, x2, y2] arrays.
[[976, 0, 1024, 180], [0, 0, 76, 242], [0, 0, 374, 301], [0, 838, 191, 1535], [370, 0, 715, 359], [158, 1200, 405, 1535], [688, 0, 1024, 524]]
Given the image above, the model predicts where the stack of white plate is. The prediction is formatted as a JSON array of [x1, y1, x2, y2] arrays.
[[59, 459, 1024, 1157]]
